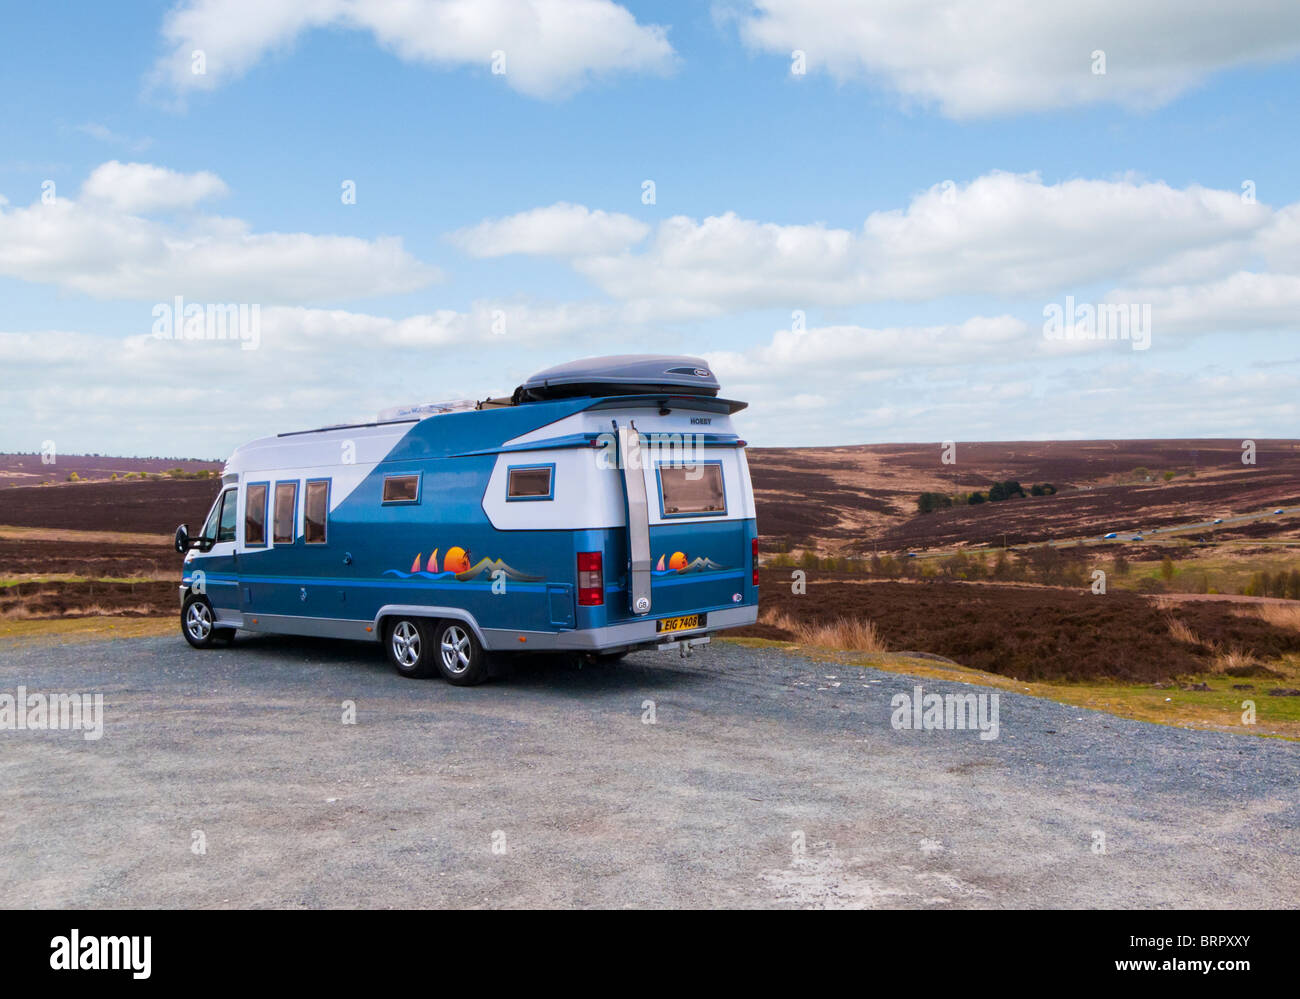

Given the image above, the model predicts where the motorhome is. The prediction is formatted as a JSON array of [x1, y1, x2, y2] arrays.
[[174, 355, 760, 685]]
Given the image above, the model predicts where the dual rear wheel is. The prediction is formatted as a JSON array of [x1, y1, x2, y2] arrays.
[[385, 616, 488, 686]]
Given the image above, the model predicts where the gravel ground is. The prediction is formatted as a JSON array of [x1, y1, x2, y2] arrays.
[[1, 632, 1296, 908]]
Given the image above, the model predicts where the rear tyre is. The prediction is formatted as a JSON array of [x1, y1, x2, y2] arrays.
[[386, 617, 435, 678], [181, 595, 220, 649], [434, 619, 489, 686]]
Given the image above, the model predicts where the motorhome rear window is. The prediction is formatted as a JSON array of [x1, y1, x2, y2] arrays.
[[245, 483, 268, 546], [304, 480, 329, 544], [274, 482, 297, 544], [506, 465, 553, 501], [658, 462, 726, 517], [382, 474, 420, 504]]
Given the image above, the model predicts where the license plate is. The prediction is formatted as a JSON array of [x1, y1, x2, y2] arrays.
[[656, 613, 705, 634]]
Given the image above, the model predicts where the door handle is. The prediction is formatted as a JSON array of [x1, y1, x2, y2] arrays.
[[343, 552, 353, 566]]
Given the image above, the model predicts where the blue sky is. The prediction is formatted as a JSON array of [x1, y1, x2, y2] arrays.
[[2, 0, 1299, 456]]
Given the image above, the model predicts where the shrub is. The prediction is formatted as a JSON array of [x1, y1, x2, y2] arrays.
[[916, 491, 953, 515]]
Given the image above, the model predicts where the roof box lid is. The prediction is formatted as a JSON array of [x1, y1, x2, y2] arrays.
[[516, 354, 719, 402]]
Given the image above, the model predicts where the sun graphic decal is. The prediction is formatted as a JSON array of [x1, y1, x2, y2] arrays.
[[653, 551, 728, 575], [387, 546, 543, 582]]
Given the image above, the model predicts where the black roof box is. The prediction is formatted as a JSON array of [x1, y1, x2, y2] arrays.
[[514, 354, 720, 403]]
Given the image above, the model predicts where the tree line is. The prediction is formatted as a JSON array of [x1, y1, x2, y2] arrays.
[[916, 480, 1056, 514]]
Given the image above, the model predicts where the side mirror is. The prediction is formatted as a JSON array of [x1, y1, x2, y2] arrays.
[[174, 524, 190, 553]]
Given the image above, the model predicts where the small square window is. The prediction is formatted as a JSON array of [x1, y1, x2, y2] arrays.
[[507, 465, 553, 501], [382, 474, 420, 504], [658, 463, 726, 517]]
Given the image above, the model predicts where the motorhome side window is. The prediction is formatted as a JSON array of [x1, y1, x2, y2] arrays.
[[245, 483, 268, 546], [382, 474, 420, 504], [506, 465, 553, 501], [273, 482, 298, 544], [216, 489, 238, 542], [304, 480, 329, 544], [658, 463, 727, 516]]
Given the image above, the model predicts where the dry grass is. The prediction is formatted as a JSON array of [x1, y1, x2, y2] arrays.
[[1210, 645, 1261, 674], [1245, 604, 1300, 631], [1166, 616, 1203, 646], [0, 524, 172, 546], [1164, 608, 1267, 673], [0, 615, 173, 644], [761, 609, 888, 652], [0, 602, 157, 620]]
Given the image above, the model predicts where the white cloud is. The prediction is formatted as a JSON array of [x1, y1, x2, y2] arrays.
[[572, 173, 1270, 312], [81, 160, 227, 213], [705, 315, 1034, 383], [154, 0, 675, 100], [450, 202, 649, 257], [0, 296, 656, 455], [1114, 272, 1300, 334], [729, 0, 1300, 116], [707, 331, 1300, 446], [0, 162, 439, 303]]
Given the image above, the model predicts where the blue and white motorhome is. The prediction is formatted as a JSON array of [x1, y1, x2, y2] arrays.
[[174, 355, 760, 684]]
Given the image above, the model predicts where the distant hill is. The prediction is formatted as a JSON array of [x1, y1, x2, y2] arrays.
[[749, 439, 1300, 554], [3, 442, 1299, 552], [0, 453, 222, 488]]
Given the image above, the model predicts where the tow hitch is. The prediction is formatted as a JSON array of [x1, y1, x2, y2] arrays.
[[658, 635, 711, 657]]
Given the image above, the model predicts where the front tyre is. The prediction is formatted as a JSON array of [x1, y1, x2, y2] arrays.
[[434, 619, 488, 686], [182, 595, 221, 648], [386, 617, 435, 678]]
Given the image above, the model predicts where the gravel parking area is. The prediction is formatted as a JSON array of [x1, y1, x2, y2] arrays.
[[1, 632, 1296, 908]]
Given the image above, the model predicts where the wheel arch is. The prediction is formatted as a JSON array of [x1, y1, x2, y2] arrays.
[[373, 605, 490, 648]]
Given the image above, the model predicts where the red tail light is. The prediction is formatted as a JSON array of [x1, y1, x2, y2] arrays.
[[751, 537, 760, 586], [577, 551, 604, 605]]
